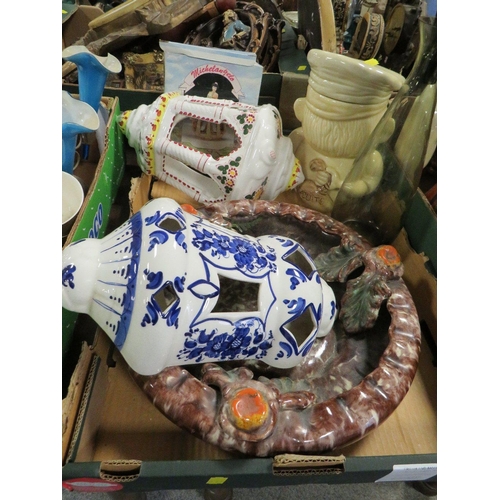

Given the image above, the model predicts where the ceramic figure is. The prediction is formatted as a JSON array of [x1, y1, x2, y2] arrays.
[[289, 49, 405, 214], [62, 45, 122, 111], [62, 91, 99, 174], [118, 92, 304, 204], [62, 197, 336, 376], [219, 9, 251, 48]]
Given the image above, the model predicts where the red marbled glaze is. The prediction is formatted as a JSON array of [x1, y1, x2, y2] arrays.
[[132, 200, 421, 456]]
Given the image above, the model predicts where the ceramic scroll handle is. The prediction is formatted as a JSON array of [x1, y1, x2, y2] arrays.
[[129, 200, 421, 457]]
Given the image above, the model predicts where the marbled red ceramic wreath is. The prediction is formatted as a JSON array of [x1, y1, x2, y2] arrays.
[[131, 199, 421, 457]]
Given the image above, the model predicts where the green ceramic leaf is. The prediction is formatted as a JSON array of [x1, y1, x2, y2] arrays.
[[340, 274, 391, 333]]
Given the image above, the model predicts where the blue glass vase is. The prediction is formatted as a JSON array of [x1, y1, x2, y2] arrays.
[[62, 46, 122, 111], [62, 91, 99, 173]]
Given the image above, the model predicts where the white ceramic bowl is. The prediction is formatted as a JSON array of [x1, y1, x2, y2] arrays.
[[62, 171, 84, 237]]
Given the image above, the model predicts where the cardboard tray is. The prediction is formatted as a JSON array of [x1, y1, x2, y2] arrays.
[[62, 185, 437, 493]]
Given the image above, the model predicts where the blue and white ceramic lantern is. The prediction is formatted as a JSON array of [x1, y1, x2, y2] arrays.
[[62, 198, 337, 375]]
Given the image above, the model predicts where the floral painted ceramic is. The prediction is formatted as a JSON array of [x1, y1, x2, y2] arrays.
[[62, 198, 336, 375], [118, 93, 304, 204], [290, 49, 405, 214]]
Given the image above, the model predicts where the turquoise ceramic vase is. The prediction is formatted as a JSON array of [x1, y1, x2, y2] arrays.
[[62, 91, 99, 173], [62, 45, 122, 111]]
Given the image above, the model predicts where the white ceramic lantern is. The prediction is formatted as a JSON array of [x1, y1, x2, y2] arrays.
[[118, 93, 304, 204], [62, 198, 336, 375]]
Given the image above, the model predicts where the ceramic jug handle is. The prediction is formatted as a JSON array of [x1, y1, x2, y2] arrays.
[[294, 98, 306, 123]]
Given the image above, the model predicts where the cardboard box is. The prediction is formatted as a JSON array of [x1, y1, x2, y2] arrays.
[[62, 180, 436, 492], [62, 96, 126, 359], [62, 63, 437, 491]]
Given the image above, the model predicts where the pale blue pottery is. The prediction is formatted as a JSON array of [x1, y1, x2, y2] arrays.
[[62, 46, 122, 111], [62, 91, 99, 173]]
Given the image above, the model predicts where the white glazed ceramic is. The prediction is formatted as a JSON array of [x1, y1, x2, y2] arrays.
[[62, 171, 84, 237], [62, 198, 336, 375], [290, 50, 405, 213], [118, 93, 304, 204], [62, 91, 99, 174]]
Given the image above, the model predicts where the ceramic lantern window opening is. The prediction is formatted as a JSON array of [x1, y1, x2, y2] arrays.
[[62, 198, 337, 376], [118, 93, 304, 205], [170, 116, 240, 161]]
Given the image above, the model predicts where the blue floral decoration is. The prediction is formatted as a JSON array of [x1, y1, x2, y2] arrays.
[[191, 223, 277, 275], [286, 268, 308, 290], [178, 318, 272, 363], [62, 264, 76, 289], [141, 273, 185, 329], [330, 300, 336, 319], [146, 270, 164, 289], [145, 208, 187, 252]]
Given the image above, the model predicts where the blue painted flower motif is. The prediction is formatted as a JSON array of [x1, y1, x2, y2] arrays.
[[188, 279, 220, 299], [232, 237, 258, 269], [283, 297, 307, 315], [286, 268, 307, 290], [141, 273, 184, 329], [145, 209, 187, 252], [62, 264, 76, 289], [278, 341, 293, 358], [210, 232, 233, 257], [192, 227, 216, 251], [175, 231, 187, 251], [174, 275, 185, 293], [148, 229, 169, 251], [275, 237, 294, 247], [142, 301, 160, 327], [178, 318, 270, 363], [190, 224, 277, 274], [145, 270, 163, 289], [144, 210, 164, 226]]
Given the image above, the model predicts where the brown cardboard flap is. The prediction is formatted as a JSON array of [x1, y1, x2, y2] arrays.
[[279, 72, 309, 132], [62, 343, 93, 465], [100, 460, 142, 482], [393, 228, 437, 344], [87, 330, 235, 462], [273, 454, 345, 475], [65, 353, 102, 463]]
